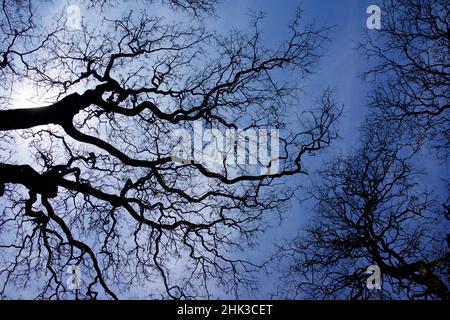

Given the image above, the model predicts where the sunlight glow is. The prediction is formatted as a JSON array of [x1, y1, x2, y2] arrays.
[[11, 84, 57, 110]]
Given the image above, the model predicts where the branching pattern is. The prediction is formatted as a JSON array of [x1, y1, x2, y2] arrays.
[[0, 1, 339, 299]]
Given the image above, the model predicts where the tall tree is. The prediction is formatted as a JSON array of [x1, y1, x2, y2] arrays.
[[0, 1, 339, 299], [362, 0, 449, 158], [274, 0, 449, 300], [276, 126, 449, 299]]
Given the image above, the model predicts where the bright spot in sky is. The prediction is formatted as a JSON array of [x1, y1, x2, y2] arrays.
[[8, 83, 61, 162], [10, 84, 57, 110]]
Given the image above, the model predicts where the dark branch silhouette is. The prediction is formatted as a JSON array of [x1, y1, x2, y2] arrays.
[[275, 125, 449, 300], [0, 1, 339, 299], [361, 0, 449, 158], [275, 0, 449, 300]]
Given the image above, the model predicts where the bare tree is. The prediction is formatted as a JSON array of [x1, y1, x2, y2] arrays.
[[361, 0, 449, 158], [0, 1, 339, 299], [276, 126, 449, 300]]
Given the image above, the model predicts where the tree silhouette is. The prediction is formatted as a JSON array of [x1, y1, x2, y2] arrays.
[[361, 0, 449, 158], [0, 1, 339, 299], [276, 124, 449, 299], [276, 0, 449, 300]]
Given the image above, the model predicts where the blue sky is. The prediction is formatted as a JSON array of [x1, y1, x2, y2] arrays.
[[52, 0, 419, 299], [198, 0, 380, 298], [204, 0, 448, 298], [3, 0, 447, 299], [212, 0, 374, 146]]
